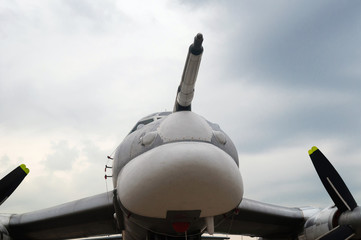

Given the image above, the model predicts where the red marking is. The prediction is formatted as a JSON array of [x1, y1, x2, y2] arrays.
[[234, 208, 240, 215], [172, 222, 190, 233]]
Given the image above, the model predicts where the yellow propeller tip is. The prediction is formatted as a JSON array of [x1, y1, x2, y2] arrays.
[[308, 146, 318, 155], [20, 164, 30, 174]]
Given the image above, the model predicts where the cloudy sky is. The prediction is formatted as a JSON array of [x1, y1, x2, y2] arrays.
[[1, 0, 361, 238]]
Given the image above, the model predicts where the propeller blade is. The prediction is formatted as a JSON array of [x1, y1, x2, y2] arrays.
[[309, 147, 357, 212], [317, 225, 354, 240], [0, 164, 29, 205]]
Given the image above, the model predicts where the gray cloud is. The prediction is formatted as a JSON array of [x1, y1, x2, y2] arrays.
[[225, 1, 361, 89], [43, 141, 79, 170], [0, 155, 10, 166], [82, 140, 110, 164]]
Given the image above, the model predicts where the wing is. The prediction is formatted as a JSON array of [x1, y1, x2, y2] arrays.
[[215, 198, 305, 239], [6, 191, 119, 240]]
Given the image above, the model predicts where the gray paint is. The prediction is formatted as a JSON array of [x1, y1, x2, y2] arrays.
[[7, 192, 117, 239], [112, 111, 239, 188]]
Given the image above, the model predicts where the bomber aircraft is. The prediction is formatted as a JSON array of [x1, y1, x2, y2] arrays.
[[1, 34, 361, 240]]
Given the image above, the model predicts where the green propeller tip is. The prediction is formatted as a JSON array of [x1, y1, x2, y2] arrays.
[[20, 164, 30, 174], [308, 146, 318, 155]]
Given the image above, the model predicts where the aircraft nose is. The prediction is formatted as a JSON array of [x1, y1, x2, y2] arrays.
[[116, 141, 243, 219]]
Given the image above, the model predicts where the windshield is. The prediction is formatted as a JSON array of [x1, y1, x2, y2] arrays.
[[129, 112, 171, 134]]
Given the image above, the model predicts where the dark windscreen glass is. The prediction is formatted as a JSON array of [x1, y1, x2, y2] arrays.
[[130, 118, 154, 133]]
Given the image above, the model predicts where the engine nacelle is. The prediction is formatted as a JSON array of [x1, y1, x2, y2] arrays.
[[298, 206, 339, 240], [0, 224, 10, 240], [0, 215, 12, 240]]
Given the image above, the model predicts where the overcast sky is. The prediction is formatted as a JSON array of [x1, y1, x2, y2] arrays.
[[1, 1, 361, 239]]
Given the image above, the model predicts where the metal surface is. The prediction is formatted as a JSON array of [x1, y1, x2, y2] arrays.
[[301, 207, 338, 240], [116, 141, 243, 218], [215, 198, 306, 239], [174, 33, 203, 111], [7, 192, 118, 239]]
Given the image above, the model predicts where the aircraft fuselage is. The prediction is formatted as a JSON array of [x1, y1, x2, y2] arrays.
[[111, 111, 244, 239]]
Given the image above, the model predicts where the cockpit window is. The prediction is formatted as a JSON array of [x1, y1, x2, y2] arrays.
[[129, 111, 172, 134], [159, 112, 171, 116], [130, 118, 154, 133]]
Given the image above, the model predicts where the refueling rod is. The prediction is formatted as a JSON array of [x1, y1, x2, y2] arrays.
[[173, 33, 204, 112]]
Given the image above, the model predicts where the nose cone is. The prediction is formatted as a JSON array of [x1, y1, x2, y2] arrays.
[[117, 142, 243, 218]]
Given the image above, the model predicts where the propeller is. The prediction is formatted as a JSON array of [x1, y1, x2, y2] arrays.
[[309, 147, 359, 240], [0, 164, 29, 205], [316, 225, 354, 240]]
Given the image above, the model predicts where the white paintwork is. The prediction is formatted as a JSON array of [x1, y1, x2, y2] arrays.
[[117, 142, 243, 218], [158, 111, 213, 143]]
